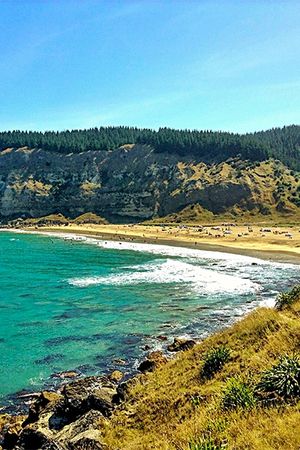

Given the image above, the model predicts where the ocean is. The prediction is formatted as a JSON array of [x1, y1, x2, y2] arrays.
[[0, 230, 299, 407]]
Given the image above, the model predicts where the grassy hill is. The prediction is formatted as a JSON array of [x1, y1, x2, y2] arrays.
[[102, 286, 300, 449]]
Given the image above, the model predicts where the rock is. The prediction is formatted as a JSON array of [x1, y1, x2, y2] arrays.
[[142, 344, 151, 351], [68, 429, 108, 449], [88, 389, 115, 418], [0, 414, 26, 449], [156, 335, 168, 341], [17, 392, 111, 449], [167, 337, 196, 352], [55, 410, 107, 449], [23, 391, 63, 426], [137, 351, 168, 373], [17, 426, 61, 450], [115, 376, 142, 403], [112, 358, 126, 365], [61, 377, 116, 420], [16, 391, 40, 400], [137, 359, 156, 373], [108, 370, 123, 383], [51, 371, 80, 380]]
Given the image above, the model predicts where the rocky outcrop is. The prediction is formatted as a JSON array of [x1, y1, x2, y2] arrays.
[[137, 351, 168, 373], [1, 146, 296, 223], [0, 376, 117, 450], [0, 414, 26, 449], [0, 348, 172, 449], [167, 337, 196, 352], [60, 377, 116, 422]]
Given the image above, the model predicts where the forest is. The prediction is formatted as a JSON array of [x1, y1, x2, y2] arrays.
[[0, 125, 299, 170]]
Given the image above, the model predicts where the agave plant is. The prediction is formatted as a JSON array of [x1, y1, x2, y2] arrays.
[[256, 354, 300, 403], [189, 437, 227, 450], [221, 377, 256, 410], [200, 346, 231, 379], [275, 285, 300, 310]]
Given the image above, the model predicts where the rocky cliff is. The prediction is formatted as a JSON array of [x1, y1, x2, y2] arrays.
[[0, 145, 299, 223]]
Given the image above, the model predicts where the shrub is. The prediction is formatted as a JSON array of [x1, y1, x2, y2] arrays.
[[255, 354, 300, 403], [189, 437, 227, 450], [200, 346, 231, 379], [275, 285, 300, 310], [221, 378, 256, 410], [190, 395, 203, 408]]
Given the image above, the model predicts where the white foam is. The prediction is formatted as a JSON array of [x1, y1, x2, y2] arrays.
[[259, 297, 276, 308], [68, 258, 260, 294]]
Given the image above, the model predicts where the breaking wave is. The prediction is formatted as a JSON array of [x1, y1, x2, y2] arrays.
[[68, 258, 260, 294]]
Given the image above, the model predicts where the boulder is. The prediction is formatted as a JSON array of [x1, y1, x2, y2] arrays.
[[112, 358, 126, 366], [17, 425, 62, 450], [55, 410, 107, 449], [67, 429, 108, 449], [0, 414, 26, 449], [61, 377, 116, 420], [142, 344, 151, 351], [108, 370, 123, 383], [156, 335, 168, 341], [138, 351, 168, 373], [115, 376, 142, 403], [23, 391, 63, 426], [167, 337, 196, 352], [138, 359, 156, 373], [51, 371, 80, 380]]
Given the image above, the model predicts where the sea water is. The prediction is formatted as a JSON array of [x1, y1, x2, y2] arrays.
[[0, 231, 299, 406]]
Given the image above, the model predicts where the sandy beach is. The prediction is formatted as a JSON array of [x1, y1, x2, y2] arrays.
[[25, 222, 300, 263]]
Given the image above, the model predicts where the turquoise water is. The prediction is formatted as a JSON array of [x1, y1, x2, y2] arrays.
[[0, 231, 299, 407]]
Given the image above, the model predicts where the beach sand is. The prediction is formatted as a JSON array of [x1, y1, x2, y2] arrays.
[[27, 223, 300, 263]]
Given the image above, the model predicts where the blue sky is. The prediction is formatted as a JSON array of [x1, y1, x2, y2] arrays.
[[0, 0, 299, 132]]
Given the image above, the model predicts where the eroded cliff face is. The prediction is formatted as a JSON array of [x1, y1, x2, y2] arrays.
[[0, 145, 298, 222]]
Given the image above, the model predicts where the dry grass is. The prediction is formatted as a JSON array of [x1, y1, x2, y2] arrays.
[[156, 159, 300, 224], [102, 295, 300, 449]]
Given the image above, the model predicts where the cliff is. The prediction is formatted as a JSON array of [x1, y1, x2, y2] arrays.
[[0, 144, 299, 223]]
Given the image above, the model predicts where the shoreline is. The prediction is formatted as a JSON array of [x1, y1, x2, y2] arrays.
[[0, 225, 299, 408], [17, 224, 300, 264]]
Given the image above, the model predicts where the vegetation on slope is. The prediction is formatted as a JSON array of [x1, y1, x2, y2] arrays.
[[0, 125, 299, 169], [102, 286, 300, 450], [148, 159, 300, 223], [11, 213, 108, 226]]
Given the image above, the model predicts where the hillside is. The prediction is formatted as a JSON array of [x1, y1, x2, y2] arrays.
[[0, 126, 299, 223], [101, 286, 300, 450]]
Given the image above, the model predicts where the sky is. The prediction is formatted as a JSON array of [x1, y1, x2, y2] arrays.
[[0, 0, 299, 133]]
